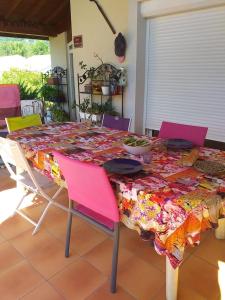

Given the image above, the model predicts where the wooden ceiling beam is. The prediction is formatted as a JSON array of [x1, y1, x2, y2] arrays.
[[5, 0, 24, 19], [44, 0, 69, 24], [25, 0, 46, 21], [0, 32, 48, 40], [0, 18, 57, 37]]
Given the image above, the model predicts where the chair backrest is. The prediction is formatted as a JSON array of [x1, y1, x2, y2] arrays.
[[0, 84, 21, 129], [0, 137, 40, 188], [53, 151, 120, 223], [159, 121, 208, 146], [5, 114, 42, 133], [102, 114, 131, 131], [22, 105, 34, 116]]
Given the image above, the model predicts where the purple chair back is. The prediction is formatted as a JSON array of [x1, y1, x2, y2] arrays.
[[0, 84, 21, 129], [159, 121, 208, 146], [53, 151, 120, 223], [102, 114, 130, 131]]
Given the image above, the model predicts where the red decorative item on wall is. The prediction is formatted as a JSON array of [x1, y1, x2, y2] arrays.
[[73, 35, 83, 48]]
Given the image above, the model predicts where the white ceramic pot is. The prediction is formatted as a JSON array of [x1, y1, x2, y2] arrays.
[[101, 86, 110, 95], [91, 114, 102, 122], [79, 112, 91, 120]]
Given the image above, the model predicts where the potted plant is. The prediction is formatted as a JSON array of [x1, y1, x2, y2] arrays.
[[87, 102, 103, 122], [39, 84, 67, 122], [50, 104, 69, 122], [73, 98, 91, 120]]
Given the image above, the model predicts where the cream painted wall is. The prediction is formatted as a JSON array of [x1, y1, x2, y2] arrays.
[[49, 32, 67, 68], [70, 0, 129, 119]]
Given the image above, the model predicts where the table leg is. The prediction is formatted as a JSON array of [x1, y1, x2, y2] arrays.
[[215, 218, 225, 239], [166, 256, 179, 300]]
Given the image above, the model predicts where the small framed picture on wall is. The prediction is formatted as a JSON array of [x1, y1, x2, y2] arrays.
[[73, 35, 83, 48]]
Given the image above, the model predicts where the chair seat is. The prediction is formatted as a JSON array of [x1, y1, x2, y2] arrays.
[[76, 204, 115, 230], [14, 169, 54, 191]]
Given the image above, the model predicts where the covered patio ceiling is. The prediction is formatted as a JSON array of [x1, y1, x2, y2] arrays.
[[0, 0, 71, 40]]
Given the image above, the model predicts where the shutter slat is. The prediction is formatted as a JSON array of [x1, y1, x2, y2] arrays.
[[145, 7, 225, 142]]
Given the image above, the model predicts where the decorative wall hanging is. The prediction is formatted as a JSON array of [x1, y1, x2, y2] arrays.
[[89, 0, 116, 34], [73, 35, 83, 48], [114, 32, 126, 63]]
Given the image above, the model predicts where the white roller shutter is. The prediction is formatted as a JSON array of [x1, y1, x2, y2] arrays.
[[144, 6, 225, 142]]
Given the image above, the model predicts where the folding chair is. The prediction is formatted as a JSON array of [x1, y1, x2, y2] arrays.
[[159, 121, 208, 146], [0, 137, 65, 235], [22, 105, 34, 116], [5, 114, 42, 133], [53, 151, 120, 293], [102, 114, 131, 131]]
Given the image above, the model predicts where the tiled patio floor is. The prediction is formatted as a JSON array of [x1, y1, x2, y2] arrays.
[[0, 168, 224, 300]]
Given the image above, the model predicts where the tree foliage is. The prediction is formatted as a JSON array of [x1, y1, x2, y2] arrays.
[[0, 68, 42, 99], [0, 40, 50, 57]]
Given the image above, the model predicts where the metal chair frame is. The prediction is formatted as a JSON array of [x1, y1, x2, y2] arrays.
[[0, 137, 67, 235]]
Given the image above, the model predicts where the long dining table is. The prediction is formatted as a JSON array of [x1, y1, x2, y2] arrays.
[[8, 121, 225, 300]]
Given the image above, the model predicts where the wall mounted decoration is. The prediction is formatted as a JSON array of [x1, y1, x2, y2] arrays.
[[73, 35, 83, 48], [89, 0, 116, 34]]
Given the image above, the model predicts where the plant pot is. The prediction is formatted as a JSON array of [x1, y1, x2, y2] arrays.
[[47, 77, 60, 85], [79, 112, 91, 120], [79, 112, 86, 120], [101, 85, 110, 95], [91, 114, 102, 122]]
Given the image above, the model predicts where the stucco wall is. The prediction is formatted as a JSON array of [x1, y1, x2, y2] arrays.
[[49, 32, 67, 69], [70, 0, 129, 120]]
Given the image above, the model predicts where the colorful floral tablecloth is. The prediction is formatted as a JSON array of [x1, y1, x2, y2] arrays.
[[8, 122, 225, 268]]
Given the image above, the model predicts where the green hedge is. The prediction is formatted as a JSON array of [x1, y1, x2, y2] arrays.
[[0, 68, 42, 99]]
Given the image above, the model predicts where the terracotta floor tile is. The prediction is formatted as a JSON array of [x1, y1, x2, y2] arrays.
[[49, 217, 108, 256], [0, 172, 15, 190], [118, 256, 164, 300], [178, 284, 206, 300], [0, 241, 24, 274], [50, 259, 106, 300], [86, 281, 137, 300], [28, 234, 78, 279], [69, 222, 108, 255], [10, 229, 55, 258], [46, 213, 84, 239], [21, 282, 64, 300], [152, 284, 166, 300], [120, 226, 165, 272], [0, 233, 5, 244], [0, 214, 33, 240], [0, 260, 43, 300], [42, 205, 68, 229], [194, 231, 225, 267], [179, 255, 220, 299], [84, 238, 134, 275]]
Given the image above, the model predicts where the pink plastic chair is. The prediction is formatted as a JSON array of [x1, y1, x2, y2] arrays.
[[53, 151, 120, 293], [159, 121, 208, 146], [0, 84, 21, 131]]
